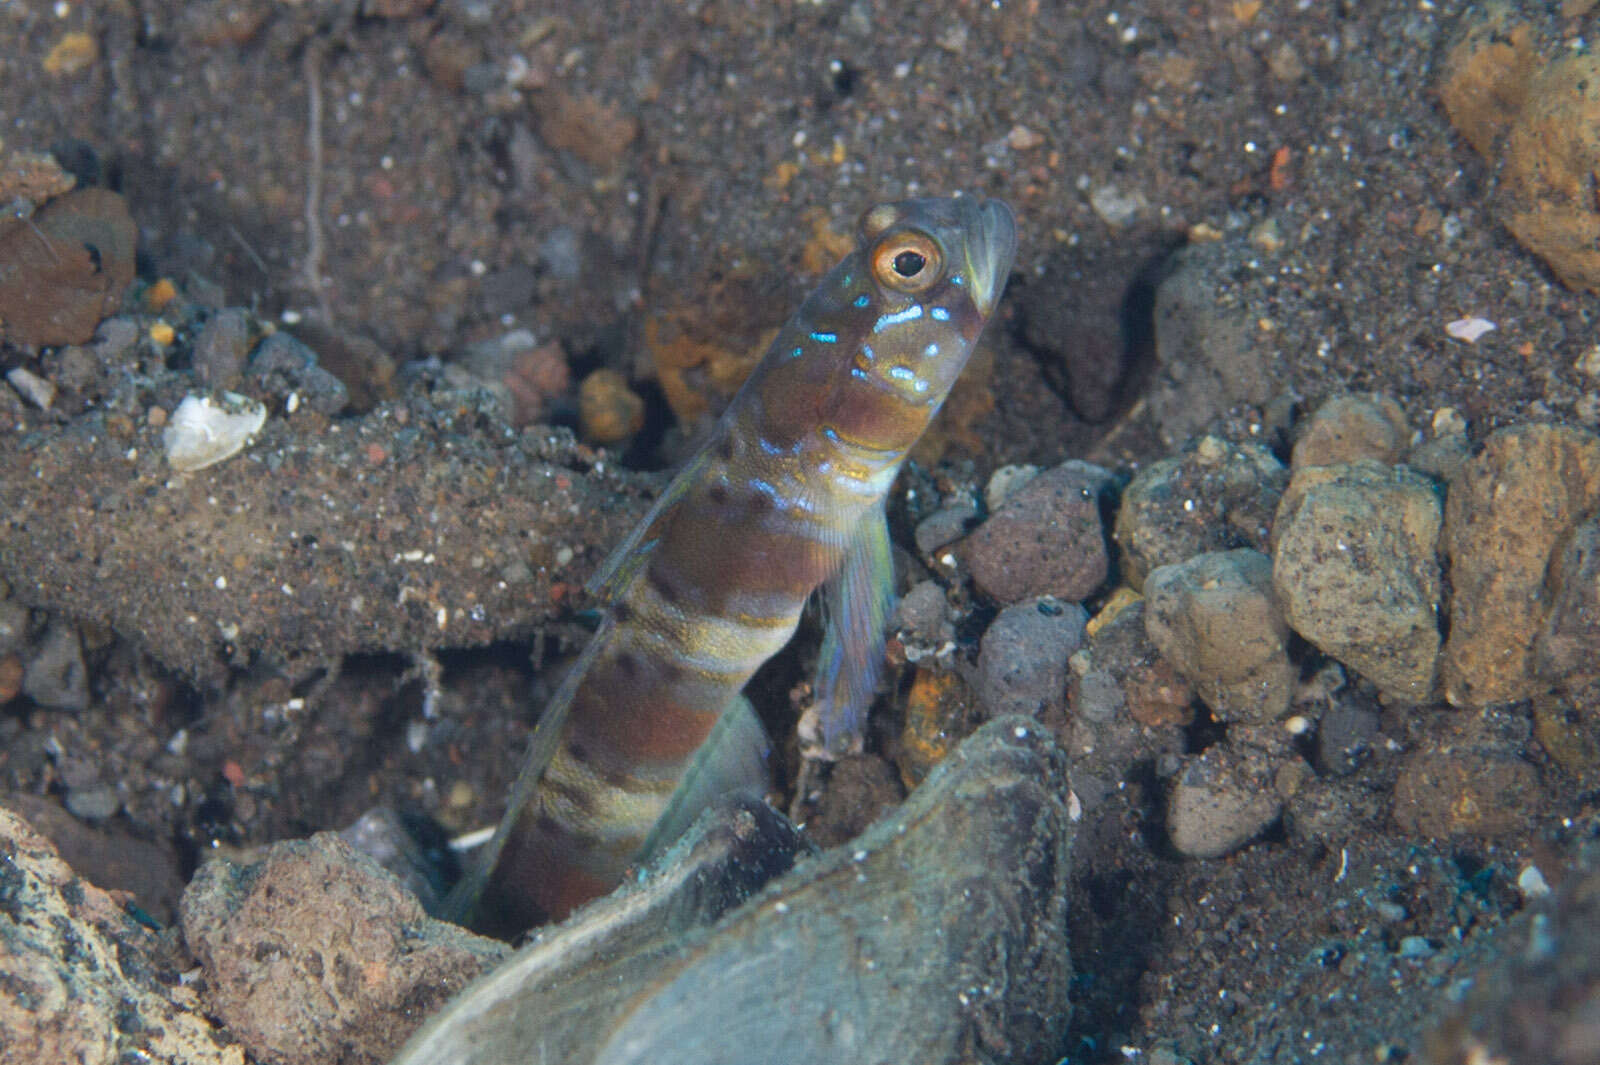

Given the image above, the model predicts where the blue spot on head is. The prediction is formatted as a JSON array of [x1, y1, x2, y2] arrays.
[[822, 425, 840, 443], [810, 331, 838, 344], [792, 346, 804, 359], [923, 342, 940, 358], [949, 275, 965, 286], [850, 366, 870, 380], [930, 307, 951, 322], [854, 294, 870, 308], [861, 344, 876, 362], [889, 366, 915, 382]]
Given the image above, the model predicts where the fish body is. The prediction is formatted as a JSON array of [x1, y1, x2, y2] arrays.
[[455, 196, 1017, 934]]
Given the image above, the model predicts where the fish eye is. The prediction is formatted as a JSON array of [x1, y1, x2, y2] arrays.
[[870, 230, 942, 294]]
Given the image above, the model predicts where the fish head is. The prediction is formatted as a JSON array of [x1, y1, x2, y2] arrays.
[[807, 195, 1017, 455]]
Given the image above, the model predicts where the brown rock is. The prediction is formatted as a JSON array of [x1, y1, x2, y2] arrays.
[[1144, 549, 1295, 723], [961, 460, 1113, 605], [1392, 749, 1541, 838], [1166, 744, 1286, 859], [1436, 9, 1539, 159], [180, 833, 507, 1065], [530, 89, 639, 171], [578, 368, 646, 445], [1499, 52, 1600, 293], [896, 667, 980, 789], [1272, 461, 1443, 703], [1442, 424, 1600, 707], [1290, 393, 1410, 469], [0, 804, 246, 1065], [1536, 517, 1600, 687], [0, 188, 137, 347]]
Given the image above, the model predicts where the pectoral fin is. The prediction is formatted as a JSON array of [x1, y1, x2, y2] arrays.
[[810, 506, 895, 753]]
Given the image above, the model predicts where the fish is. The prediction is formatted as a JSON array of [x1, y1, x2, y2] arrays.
[[449, 195, 1017, 935]]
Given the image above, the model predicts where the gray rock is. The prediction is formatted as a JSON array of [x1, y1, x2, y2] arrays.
[[192, 307, 253, 390], [961, 460, 1113, 605], [248, 332, 349, 415], [393, 717, 1074, 1065], [1290, 393, 1410, 469], [1166, 744, 1285, 859], [1144, 549, 1294, 723], [22, 620, 87, 710], [1145, 242, 1276, 449], [63, 782, 119, 821], [976, 596, 1088, 718], [1114, 435, 1288, 592], [912, 500, 979, 557], [1272, 461, 1444, 703], [0, 599, 29, 656]]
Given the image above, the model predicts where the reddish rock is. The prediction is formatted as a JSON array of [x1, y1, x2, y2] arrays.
[[0, 188, 136, 347], [961, 460, 1112, 605]]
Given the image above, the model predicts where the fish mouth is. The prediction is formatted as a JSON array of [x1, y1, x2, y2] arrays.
[[963, 198, 1018, 318]]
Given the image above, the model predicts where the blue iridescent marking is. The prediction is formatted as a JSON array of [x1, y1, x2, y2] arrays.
[[931, 307, 950, 322], [889, 366, 915, 381], [850, 366, 870, 380], [854, 294, 870, 308], [914, 379, 930, 394], [791, 346, 804, 359], [822, 426, 840, 443], [873, 304, 924, 333], [950, 275, 965, 286], [810, 331, 838, 344], [923, 342, 940, 358], [861, 344, 876, 361], [758, 434, 801, 457]]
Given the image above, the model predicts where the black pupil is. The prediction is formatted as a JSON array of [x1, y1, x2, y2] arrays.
[[892, 249, 926, 277]]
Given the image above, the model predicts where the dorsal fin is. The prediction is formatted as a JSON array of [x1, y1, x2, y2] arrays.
[[585, 447, 712, 602]]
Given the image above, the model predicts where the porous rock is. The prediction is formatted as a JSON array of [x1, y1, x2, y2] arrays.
[[180, 832, 507, 1065], [961, 460, 1113, 605], [1441, 424, 1600, 707], [1143, 549, 1294, 723], [0, 804, 246, 1065], [1272, 461, 1443, 703], [1391, 749, 1542, 839], [1114, 435, 1288, 592], [1536, 516, 1600, 688]]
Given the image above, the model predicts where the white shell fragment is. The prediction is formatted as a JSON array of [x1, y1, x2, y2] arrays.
[[163, 392, 268, 472], [1444, 316, 1496, 343]]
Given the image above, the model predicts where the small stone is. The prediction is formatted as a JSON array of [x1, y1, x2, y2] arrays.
[[1315, 702, 1380, 777], [1392, 749, 1541, 837], [1114, 435, 1288, 591], [6, 366, 56, 409], [63, 782, 119, 821], [1079, 596, 1195, 729], [0, 188, 137, 346], [22, 620, 88, 710], [1271, 461, 1444, 703], [897, 668, 980, 788], [1144, 549, 1294, 723], [1290, 393, 1410, 468], [892, 579, 955, 658], [961, 460, 1113, 605], [192, 308, 254, 390], [1442, 424, 1600, 706], [975, 597, 1088, 719], [577, 368, 645, 445], [1167, 745, 1284, 859], [983, 464, 1040, 510]]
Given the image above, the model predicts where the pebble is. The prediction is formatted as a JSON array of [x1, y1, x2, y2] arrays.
[[1077, 596, 1195, 729], [891, 579, 955, 658], [5, 366, 55, 409], [1272, 461, 1444, 703], [1441, 423, 1600, 706], [577, 368, 645, 445], [975, 596, 1088, 719], [21, 620, 88, 710], [961, 459, 1113, 605], [248, 332, 349, 415], [0, 188, 137, 346], [896, 669, 979, 788], [1143, 549, 1294, 723], [912, 500, 979, 557], [1114, 435, 1288, 591], [1290, 393, 1410, 468], [1166, 744, 1285, 859], [1315, 702, 1380, 777]]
